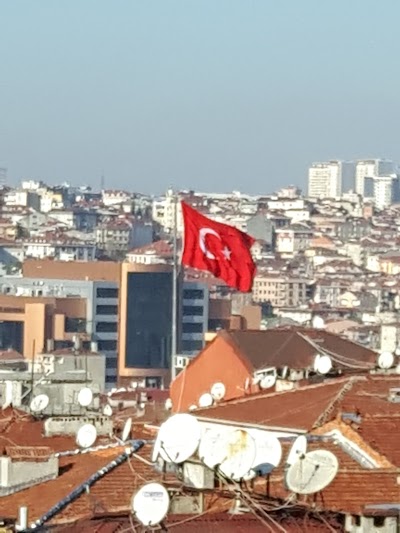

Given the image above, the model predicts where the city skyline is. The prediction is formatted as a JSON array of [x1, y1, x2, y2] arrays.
[[1, 1, 400, 193]]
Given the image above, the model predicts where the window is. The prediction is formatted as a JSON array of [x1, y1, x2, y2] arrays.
[[105, 357, 117, 368], [96, 287, 118, 298], [183, 305, 203, 316], [96, 305, 118, 315], [98, 340, 117, 351], [181, 340, 203, 351], [182, 322, 204, 334], [96, 321, 118, 333], [65, 318, 86, 333], [183, 289, 204, 299]]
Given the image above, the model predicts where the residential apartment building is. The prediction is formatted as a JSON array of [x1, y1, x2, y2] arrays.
[[355, 159, 395, 196], [275, 225, 313, 256], [308, 161, 353, 198], [252, 274, 311, 308], [373, 175, 400, 209]]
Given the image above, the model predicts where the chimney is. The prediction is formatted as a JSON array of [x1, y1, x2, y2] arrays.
[[15, 506, 28, 531]]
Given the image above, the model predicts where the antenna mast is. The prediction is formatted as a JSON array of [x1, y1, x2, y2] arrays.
[[171, 191, 178, 382]]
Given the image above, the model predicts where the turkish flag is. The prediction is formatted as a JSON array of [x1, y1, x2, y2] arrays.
[[181, 201, 256, 292]]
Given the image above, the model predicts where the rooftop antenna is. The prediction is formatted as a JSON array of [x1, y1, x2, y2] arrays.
[[30, 394, 49, 414], [157, 414, 201, 463], [218, 429, 256, 481], [285, 449, 339, 494], [243, 432, 282, 480], [286, 435, 307, 466], [131, 482, 170, 527], [76, 424, 97, 448]]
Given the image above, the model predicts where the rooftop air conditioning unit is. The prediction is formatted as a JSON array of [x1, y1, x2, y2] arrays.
[[175, 356, 189, 369]]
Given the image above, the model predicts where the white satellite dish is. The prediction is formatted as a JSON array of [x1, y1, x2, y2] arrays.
[[188, 404, 197, 411], [210, 382, 226, 401], [152, 434, 162, 463], [103, 404, 113, 417], [243, 432, 282, 480], [30, 394, 50, 413], [76, 424, 97, 448], [131, 482, 170, 526], [198, 393, 213, 408], [312, 316, 325, 329], [165, 398, 173, 410], [218, 429, 256, 480], [198, 427, 231, 469], [77, 387, 93, 407], [377, 351, 394, 370], [314, 354, 332, 375], [122, 417, 132, 442], [286, 435, 307, 466], [285, 449, 339, 494], [259, 374, 276, 390], [158, 414, 201, 463]]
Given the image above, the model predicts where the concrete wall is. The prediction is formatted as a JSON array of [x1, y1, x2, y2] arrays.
[[0, 456, 58, 496], [44, 416, 112, 437]]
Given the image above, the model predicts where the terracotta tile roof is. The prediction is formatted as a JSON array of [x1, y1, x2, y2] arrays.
[[128, 239, 173, 256], [195, 378, 356, 431], [223, 327, 376, 371]]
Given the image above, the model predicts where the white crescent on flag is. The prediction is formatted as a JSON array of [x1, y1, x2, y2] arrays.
[[199, 227, 220, 259]]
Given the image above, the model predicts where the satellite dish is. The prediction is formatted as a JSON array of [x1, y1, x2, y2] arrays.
[[312, 316, 325, 329], [218, 429, 256, 480], [165, 398, 173, 410], [286, 435, 307, 466], [243, 432, 282, 479], [285, 449, 339, 494], [158, 414, 201, 463], [198, 427, 231, 469], [188, 404, 197, 411], [198, 393, 213, 408], [122, 417, 132, 442], [151, 434, 162, 463], [131, 482, 170, 526], [259, 374, 276, 390], [76, 424, 97, 448], [210, 382, 226, 401], [103, 404, 113, 417], [314, 354, 332, 375], [77, 387, 93, 407], [30, 394, 50, 413], [377, 351, 394, 370]]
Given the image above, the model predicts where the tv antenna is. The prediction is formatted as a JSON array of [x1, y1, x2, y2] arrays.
[[76, 424, 97, 448], [121, 417, 132, 442], [210, 382, 226, 401], [314, 354, 332, 375], [218, 429, 256, 480], [131, 482, 170, 527], [286, 435, 307, 466], [157, 414, 201, 463], [377, 351, 394, 370], [198, 392, 213, 408], [30, 394, 49, 413], [77, 387, 93, 407], [243, 432, 282, 479], [285, 449, 339, 494]]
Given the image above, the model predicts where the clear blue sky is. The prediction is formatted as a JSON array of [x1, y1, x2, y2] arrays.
[[1, 0, 399, 194]]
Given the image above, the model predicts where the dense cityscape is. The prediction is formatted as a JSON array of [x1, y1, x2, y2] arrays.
[[0, 158, 397, 530]]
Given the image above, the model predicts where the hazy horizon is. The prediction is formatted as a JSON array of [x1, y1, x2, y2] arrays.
[[1, 0, 399, 195]]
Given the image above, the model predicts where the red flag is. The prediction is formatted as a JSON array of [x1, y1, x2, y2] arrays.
[[181, 201, 256, 292]]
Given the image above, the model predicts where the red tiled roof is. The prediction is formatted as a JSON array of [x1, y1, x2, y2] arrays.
[[223, 327, 377, 371]]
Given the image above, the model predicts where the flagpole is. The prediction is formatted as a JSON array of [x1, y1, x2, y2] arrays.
[[171, 191, 178, 382]]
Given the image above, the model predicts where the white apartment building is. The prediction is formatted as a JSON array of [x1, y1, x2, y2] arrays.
[[355, 159, 395, 196], [308, 161, 348, 198], [373, 175, 400, 209]]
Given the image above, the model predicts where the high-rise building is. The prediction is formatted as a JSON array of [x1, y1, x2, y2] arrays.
[[118, 263, 182, 388], [307, 161, 352, 198], [373, 175, 400, 210], [355, 159, 395, 196]]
